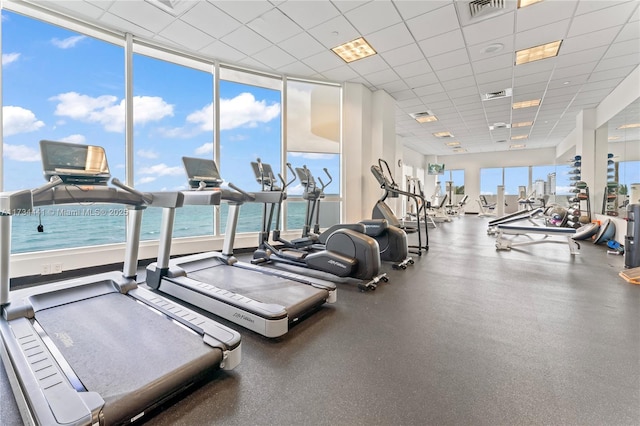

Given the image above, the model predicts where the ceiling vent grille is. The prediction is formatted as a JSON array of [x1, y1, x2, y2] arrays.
[[469, 0, 506, 19], [482, 88, 513, 101]]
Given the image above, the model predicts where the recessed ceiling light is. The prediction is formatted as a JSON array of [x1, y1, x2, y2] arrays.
[[516, 40, 562, 65], [512, 121, 533, 128], [482, 43, 504, 54], [518, 0, 543, 8], [511, 135, 529, 140], [331, 37, 376, 63], [617, 123, 640, 129], [608, 136, 620, 141], [513, 99, 541, 109], [453, 148, 468, 153], [410, 111, 438, 123], [510, 144, 526, 149], [489, 122, 511, 130], [433, 131, 454, 138], [445, 141, 461, 147]]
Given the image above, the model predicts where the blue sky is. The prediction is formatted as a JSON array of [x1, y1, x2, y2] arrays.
[[1, 10, 339, 196]]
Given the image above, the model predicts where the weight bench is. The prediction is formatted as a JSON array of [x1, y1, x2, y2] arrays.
[[495, 224, 579, 255]]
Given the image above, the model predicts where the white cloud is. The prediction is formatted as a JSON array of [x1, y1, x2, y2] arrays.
[[50, 92, 173, 133], [136, 176, 157, 185], [59, 134, 86, 144], [2, 53, 20, 66], [187, 93, 280, 132], [288, 152, 337, 160], [195, 143, 213, 155], [137, 149, 158, 159], [138, 163, 183, 176], [3, 106, 45, 137], [3, 144, 40, 162], [51, 35, 86, 49]]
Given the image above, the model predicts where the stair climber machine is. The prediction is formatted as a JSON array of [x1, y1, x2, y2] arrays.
[[0, 140, 240, 426], [251, 159, 388, 291], [294, 165, 413, 269], [145, 156, 337, 338], [371, 158, 429, 255]]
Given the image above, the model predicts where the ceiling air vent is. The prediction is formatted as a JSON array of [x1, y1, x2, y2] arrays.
[[409, 111, 438, 123], [482, 88, 513, 101], [146, 0, 196, 16], [469, 0, 506, 19]]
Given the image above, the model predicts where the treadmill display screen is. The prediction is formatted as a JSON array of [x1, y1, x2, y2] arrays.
[[182, 157, 223, 188], [40, 140, 111, 184]]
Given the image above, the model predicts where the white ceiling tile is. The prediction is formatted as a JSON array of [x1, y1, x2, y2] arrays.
[[99, 11, 155, 37], [516, 0, 578, 32], [477, 80, 512, 96], [307, 15, 360, 48], [412, 82, 445, 96], [616, 20, 640, 43], [301, 50, 346, 73], [247, 8, 302, 43], [180, 3, 241, 39], [277, 61, 317, 77], [365, 23, 415, 53], [514, 19, 570, 51], [364, 68, 401, 86], [221, 26, 272, 56], [345, 1, 402, 35], [378, 79, 410, 93], [348, 54, 388, 75], [331, 1, 370, 14], [277, 1, 340, 29], [514, 70, 551, 87], [253, 45, 297, 69], [472, 52, 513, 74], [595, 56, 638, 75], [560, 26, 620, 56], [406, 4, 459, 41], [397, 98, 425, 108], [211, 1, 274, 24], [556, 46, 608, 68], [394, 1, 451, 20], [320, 65, 361, 82], [279, 32, 327, 60], [418, 29, 465, 58], [514, 57, 556, 77], [391, 89, 419, 101], [403, 73, 439, 89], [159, 20, 215, 51], [475, 67, 513, 85], [428, 48, 470, 71], [447, 85, 479, 99], [463, 12, 516, 47], [436, 63, 474, 82], [394, 59, 433, 79], [379, 43, 425, 67], [605, 39, 640, 60], [108, 0, 175, 32], [47, 0, 107, 19], [441, 76, 476, 92], [568, 1, 638, 37], [199, 40, 246, 63]]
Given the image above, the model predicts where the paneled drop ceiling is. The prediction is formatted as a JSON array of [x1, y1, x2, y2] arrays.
[[21, 0, 640, 156]]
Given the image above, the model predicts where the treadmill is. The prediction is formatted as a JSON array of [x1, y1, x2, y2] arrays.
[[0, 141, 241, 425], [145, 156, 337, 338]]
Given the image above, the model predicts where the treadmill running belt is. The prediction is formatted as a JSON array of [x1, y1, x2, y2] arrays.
[[186, 263, 327, 318], [35, 292, 223, 423]]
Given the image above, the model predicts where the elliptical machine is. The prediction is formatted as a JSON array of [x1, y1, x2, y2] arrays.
[[251, 159, 388, 291], [371, 158, 429, 255], [295, 165, 413, 269]]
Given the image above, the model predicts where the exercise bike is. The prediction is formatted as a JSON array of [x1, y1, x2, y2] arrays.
[[295, 165, 413, 269], [251, 159, 388, 291]]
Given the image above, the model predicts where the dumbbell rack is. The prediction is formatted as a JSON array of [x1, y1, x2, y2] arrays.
[[603, 153, 619, 216], [567, 155, 591, 227]]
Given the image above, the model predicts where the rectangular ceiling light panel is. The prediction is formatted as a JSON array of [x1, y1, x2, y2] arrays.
[[516, 40, 562, 65], [332, 37, 377, 63], [513, 99, 541, 109]]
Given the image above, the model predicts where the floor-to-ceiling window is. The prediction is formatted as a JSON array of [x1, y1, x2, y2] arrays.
[[218, 67, 282, 234], [2, 10, 126, 253], [132, 47, 215, 240]]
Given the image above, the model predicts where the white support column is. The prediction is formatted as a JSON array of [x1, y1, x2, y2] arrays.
[[577, 109, 608, 214]]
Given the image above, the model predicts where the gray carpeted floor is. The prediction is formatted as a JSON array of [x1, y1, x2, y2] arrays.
[[1, 216, 639, 425]]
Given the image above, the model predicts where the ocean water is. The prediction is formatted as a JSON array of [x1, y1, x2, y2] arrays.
[[9, 202, 309, 254]]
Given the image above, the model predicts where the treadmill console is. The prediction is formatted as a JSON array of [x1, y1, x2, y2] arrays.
[[183, 157, 223, 189], [40, 140, 111, 185]]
